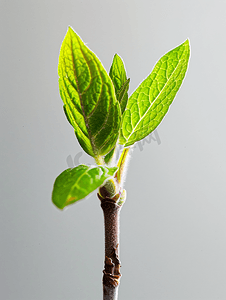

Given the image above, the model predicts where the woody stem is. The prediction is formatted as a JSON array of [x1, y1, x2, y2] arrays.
[[98, 195, 122, 300]]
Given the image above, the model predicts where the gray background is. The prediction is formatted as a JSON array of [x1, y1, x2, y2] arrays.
[[1, 0, 226, 299]]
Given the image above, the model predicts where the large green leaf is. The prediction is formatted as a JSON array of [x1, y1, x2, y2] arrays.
[[119, 40, 190, 146], [58, 27, 121, 158], [52, 165, 118, 209], [109, 54, 129, 114]]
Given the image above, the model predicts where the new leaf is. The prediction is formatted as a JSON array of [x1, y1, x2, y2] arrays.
[[119, 40, 190, 146], [109, 54, 129, 114], [104, 54, 130, 165], [58, 27, 121, 158], [52, 165, 118, 209]]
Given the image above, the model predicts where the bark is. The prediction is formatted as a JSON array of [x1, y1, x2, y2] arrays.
[[98, 194, 122, 300]]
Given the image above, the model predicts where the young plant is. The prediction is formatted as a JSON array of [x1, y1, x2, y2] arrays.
[[52, 27, 190, 300]]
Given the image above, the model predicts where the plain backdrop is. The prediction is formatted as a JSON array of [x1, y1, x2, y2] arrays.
[[1, 0, 226, 299]]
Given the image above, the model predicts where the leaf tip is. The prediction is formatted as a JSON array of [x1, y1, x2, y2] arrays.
[[184, 38, 190, 47], [184, 38, 191, 57], [67, 25, 74, 33], [52, 197, 64, 210]]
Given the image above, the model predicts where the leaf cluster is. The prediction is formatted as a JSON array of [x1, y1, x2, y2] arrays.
[[52, 27, 190, 209]]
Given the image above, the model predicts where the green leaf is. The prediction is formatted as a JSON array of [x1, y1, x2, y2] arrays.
[[52, 165, 118, 209], [109, 54, 129, 113], [104, 78, 130, 165], [119, 39, 190, 146], [58, 27, 121, 158], [104, 55, 130, 165], [109, 54, 127, 94]]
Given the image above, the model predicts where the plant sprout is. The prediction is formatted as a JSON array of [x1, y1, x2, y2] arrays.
[[52, 26, 190, 300]]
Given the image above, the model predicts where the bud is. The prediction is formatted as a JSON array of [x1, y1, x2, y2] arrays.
[[117, 189, 127, 206], [99, 178, 119, 199]]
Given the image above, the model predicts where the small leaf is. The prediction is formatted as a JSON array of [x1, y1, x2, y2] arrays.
[[119, 40, 190, 146], [58, 27, 121, 157], [109, 54, 127, 94], [104, 55, 130, 165], [52, 165, 118, 209], [109, 54, 129, 113]]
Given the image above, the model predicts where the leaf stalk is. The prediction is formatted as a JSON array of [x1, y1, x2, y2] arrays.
[[116, 147, 130, 185], [95, 155, 105, 165]]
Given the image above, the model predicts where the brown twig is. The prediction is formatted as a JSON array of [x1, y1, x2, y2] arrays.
[[98, 194, 122, 300]]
